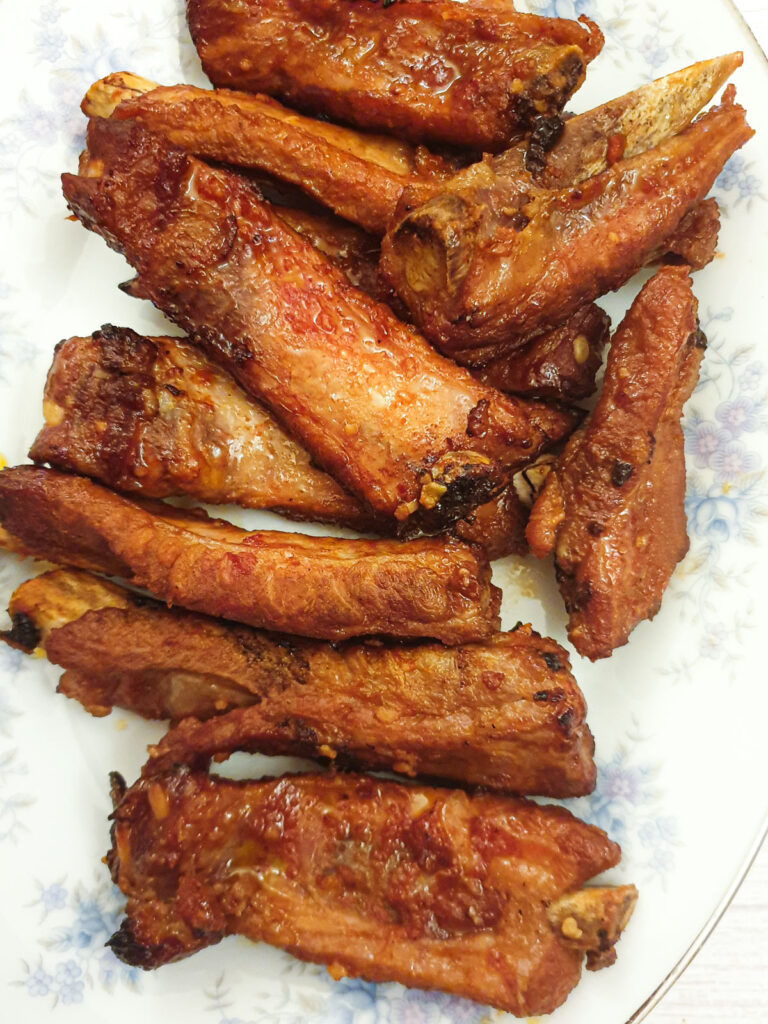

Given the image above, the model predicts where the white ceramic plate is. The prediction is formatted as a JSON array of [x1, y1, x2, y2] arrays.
[[0, 1, 766, 1021]]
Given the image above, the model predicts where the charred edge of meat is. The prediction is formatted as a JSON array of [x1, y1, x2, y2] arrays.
[[611, 461, 634, 488], [524, 115, 566, 175], [109, 771, 127, 810], [411, 452, 505, 530], [107, 920, 167, 969], [1, 612, 42, 653], [541, 651, 564, 672], [690, 326, 708, 350], [533, 689, 565, 703]]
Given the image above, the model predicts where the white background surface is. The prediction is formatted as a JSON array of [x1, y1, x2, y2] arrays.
[[645, 5, 768, 1023]]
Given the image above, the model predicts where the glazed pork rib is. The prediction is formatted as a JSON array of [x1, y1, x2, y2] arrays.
[[186, 0, 603, 152], [3, 568, 595, 797], [381, 60, 748, 355], [0, 467, 500, 644], [30, 328, 531, 558], [62, 119, 578, 533], [527, 266, 705, 660], [82, 73, 456, 235], [107, 769, 636, 1016]]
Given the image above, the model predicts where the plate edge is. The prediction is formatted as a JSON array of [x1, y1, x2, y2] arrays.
[[625, 814, 768, 1023]]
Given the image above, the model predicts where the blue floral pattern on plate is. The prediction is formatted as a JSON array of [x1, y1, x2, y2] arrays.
[[14, 879, 140, 1006]]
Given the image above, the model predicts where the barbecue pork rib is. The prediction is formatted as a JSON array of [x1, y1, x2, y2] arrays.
[[381, 63, 748, 356], [527, 266, 704, 660], [82, 73, 457, 236], [106, 769, 636, 1015], [3, 568, 595, 797], [62, 118, 578, 533], [186, 0, 602, 152], [0, 467, 500, 644]]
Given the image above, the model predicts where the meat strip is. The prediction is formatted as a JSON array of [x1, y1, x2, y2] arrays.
[[0, 467, 500, 644], [526, 266, 704, 660], [3, 568, 595, 797], [62, 119, 578, 532], [187, 0, 602, 152], [106, 768, 636, 1015], [82, 73, 456, 235]]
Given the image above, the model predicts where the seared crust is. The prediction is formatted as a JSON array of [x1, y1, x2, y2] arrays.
[[62, 119, 578, 531], [107, 769, 635, 1015], [187, 0, 602, 152], [453, 484, 530, 559], [381, 87, 752, 353], [526, 266, 704, 660], [648, 198, 721, 271], [5, 568, 595, 797], [0, 467, 501, 644], [84, 75, 455, 235]]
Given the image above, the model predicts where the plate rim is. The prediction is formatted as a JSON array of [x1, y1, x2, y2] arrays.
[[0, 1, 767, 1021], [626, 816, 768, 1022], [622, 9, 768, 1021]]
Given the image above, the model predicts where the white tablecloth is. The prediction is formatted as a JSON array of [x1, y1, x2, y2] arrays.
[[644, 4, 768, 1021]]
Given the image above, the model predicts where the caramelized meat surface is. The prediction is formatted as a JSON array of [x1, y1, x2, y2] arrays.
[[83, 73, 455, 235], [31, 328, 379, 531], [473, 304, 611, 403], [271, 205, 407, 313], [381, 86, 752, 354], [62, 119, 578, 532], [527, 267, 704, 660], [4, 569, 595, 797], [107, 769, 636, 1014], [187, 0, 602, 152], [30, 328, 533, 559], [0, 467, 500, 644], [647, 198, 721, 271]]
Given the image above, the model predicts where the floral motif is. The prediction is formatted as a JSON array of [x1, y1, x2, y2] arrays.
[[0, 640, 34, 843], [205, 971, 492, 1024], [14, 878, 141, 1005], [716, 153, 765, 205], [570, 743, 679, 883]]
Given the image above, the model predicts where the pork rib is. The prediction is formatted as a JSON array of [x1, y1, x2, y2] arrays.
[[0, 467, 500, 644], [3, 568, 595, 797], [82, 73, 455, 235], [30, 327, 531, 558], [527, 266, 705, 659], [186, 0, 602, 151], [106, 769, 636, 1015]]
